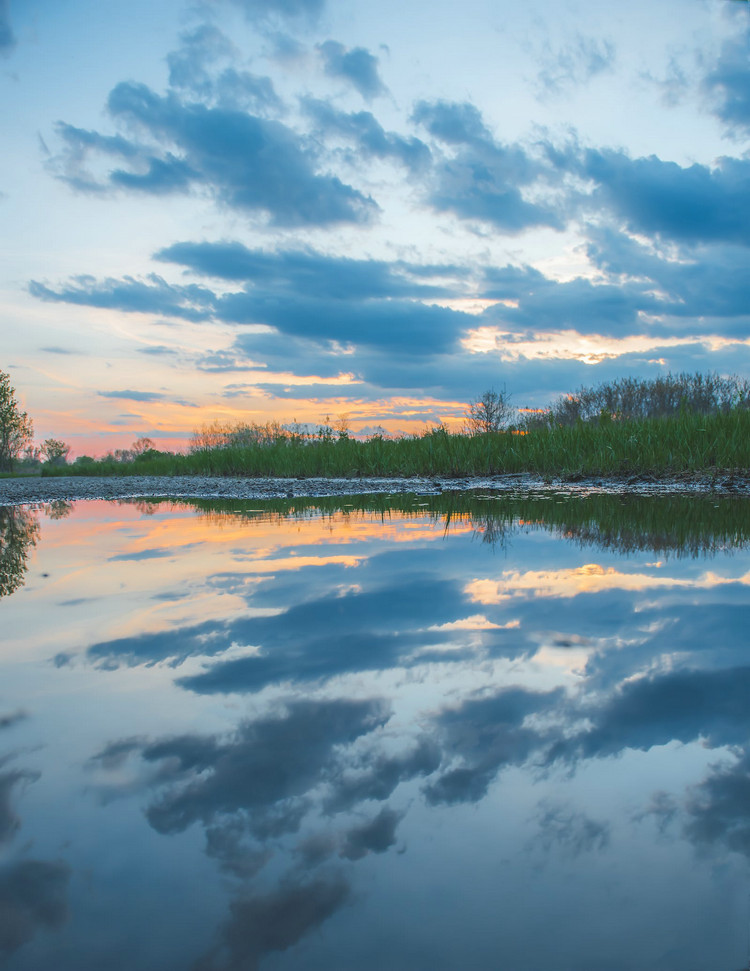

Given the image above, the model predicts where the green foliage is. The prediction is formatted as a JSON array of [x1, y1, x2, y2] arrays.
[[35, 371, 750, 481], [534, 371, 750, 428], [41, 438, 71, 466], [40, 408, 750, 480], [0, 370, 34, 473]]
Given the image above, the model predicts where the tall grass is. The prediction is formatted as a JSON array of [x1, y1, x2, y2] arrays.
[[45, 408, 750, 480]]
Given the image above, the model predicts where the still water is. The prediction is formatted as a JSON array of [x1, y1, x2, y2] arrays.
[[1, 490, 749, 971]]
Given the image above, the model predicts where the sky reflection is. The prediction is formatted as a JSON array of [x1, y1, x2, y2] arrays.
[[0, 492, 749, 970]]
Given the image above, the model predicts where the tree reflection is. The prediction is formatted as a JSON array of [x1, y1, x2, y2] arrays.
[[0, 507, 40, 599], [120, 490, 750, 558]]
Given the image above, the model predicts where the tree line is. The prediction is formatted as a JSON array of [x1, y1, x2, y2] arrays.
[[2, 367, 749, 473]]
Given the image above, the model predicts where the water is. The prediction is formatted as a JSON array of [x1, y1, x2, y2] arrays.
[[1, 491, 749, 971]]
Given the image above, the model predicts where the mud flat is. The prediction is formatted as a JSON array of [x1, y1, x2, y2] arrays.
[[1, 472, 748, 505]]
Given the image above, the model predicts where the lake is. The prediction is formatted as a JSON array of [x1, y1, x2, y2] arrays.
[[1, 490, 749, 971]]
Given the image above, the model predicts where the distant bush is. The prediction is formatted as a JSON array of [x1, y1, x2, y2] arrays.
[[522, 372, 750, 429]]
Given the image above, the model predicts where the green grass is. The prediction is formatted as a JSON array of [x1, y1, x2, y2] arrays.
[[38, 408, 750, 480]]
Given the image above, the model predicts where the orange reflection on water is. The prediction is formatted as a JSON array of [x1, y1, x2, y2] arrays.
[[467, 563, 696, 602]]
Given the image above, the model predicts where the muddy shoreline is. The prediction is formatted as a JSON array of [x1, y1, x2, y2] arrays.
[[1, 471, 748, 505]]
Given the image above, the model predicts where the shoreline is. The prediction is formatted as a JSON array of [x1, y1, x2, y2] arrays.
[[1, 471, 749, 505]]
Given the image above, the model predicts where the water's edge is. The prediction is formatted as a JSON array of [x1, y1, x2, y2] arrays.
[[1, 471, 748, 504]]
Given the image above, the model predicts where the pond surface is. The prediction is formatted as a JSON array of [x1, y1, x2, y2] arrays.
[[1, 491, 749, 971]]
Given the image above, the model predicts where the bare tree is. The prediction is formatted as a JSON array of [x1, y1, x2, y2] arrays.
[[465, 388, 513, 434], [0, 370, 33, 472], [131, 437, 155, 456]]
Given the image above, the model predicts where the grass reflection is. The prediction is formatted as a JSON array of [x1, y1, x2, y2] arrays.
[[122, 489, 750, 559]]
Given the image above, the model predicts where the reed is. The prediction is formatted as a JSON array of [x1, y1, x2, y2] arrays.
[[44, 408, 750, 480]]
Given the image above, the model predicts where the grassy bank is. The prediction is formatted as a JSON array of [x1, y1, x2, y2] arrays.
[[41, 408, 750, 480]]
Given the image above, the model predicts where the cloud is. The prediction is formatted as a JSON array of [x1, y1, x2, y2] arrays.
[[197, 874, 350, 971], [0, 770, 37, 846], [156, 240, 458, 296], [0, 860, 70, 959], [551, 665, 750, 763], [579, 148, 750, 247], [424, 687, 563, 806], [531, 800, 610, 857], [703, 23, 750, 135], [29, 274, 215, 322], [325, 738, 441, 813], [140, 698, 388, 834], [317, 40, 387, 100], [167, 26, 282, 113], [302, 98, 430, 172], [50, 81, 375, 226], [175, 576, 476, 694], [683, 750, 750, 858], [339, 807, 403, 860], [39, 346, 75, 355], [228, 0, 325, 23], [412, 100, 563, 231], [0, 710, 26, 732], [536, 35, 615, 97], [98, 389, 167, 402], [0, 0, 14, 56]]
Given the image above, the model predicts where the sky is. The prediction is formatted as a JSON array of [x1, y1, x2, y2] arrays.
[[2, 0, 750, 455]]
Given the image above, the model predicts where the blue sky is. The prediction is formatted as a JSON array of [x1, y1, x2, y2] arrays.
[[2, 0, 750, 452]]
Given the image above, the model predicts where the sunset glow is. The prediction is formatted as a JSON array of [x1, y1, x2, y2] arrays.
[[2, 0, 749, 455]]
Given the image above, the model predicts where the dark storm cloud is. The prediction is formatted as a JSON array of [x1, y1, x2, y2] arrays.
[[136, 698, 388, 834], [703, 23, 750, 135], [317, 40, 386, 100], [0, 860, 70, 958], [302, 98, 431, 172], [339, 807, 403, 860], [51, 81, 375, 226], [0, 0, 15, 55], [412, 99, 563, 231], [578, 148, 750, 247], [197, 874, 350, 971]]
